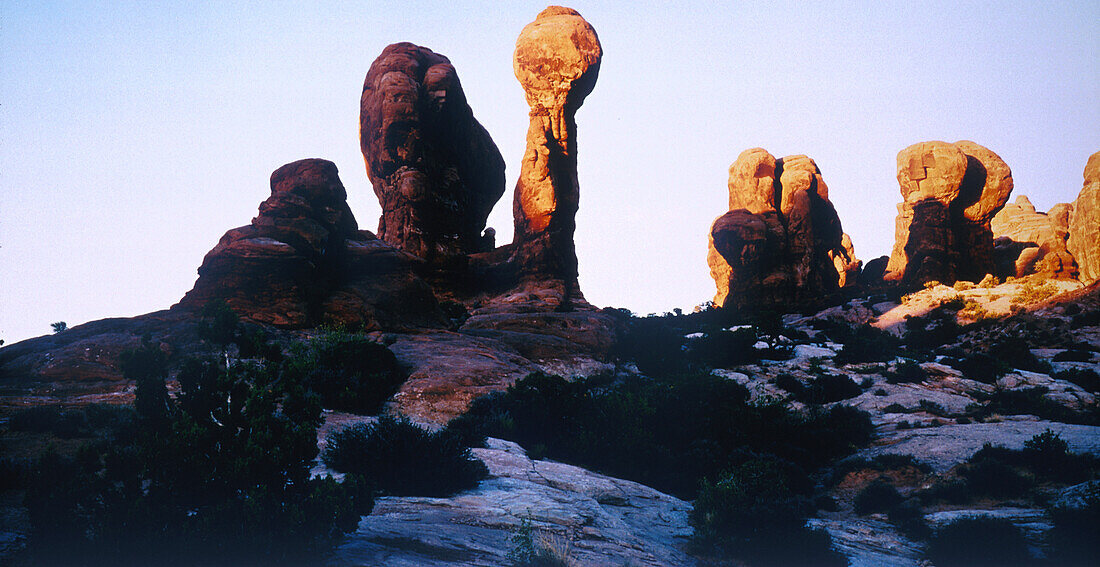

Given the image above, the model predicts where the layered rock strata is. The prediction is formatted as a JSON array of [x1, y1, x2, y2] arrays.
[[991, 195, 1077, 279], [508, 6, 602, 306], [360, 42, 506, 262], [885, 140, 1013, 288], [177, 159, 443, 330], [708, 149, 858, 310], [1068, 151, 1100, 284]]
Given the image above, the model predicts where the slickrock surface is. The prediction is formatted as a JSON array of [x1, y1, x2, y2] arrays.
[[708, 149, 857, 310], [991, 195, 1077, 279], [509, 6, 601, 305], [329, 438, 694, 567], [360, 43, 505, 261], [886, 141, 1013, 287], [1068, 151, 1100, 284], [177, 159, 445, 331]]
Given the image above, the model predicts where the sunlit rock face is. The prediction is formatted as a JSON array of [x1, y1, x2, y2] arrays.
[[177, 159, 444, 330], [708, 148, 858, 311], [885, 140, 1013, 288], [360, 42, 505, 263], [1068, 151, 1100, 284], [509, 6, 601, 303], [991, 195, 1077, 279]]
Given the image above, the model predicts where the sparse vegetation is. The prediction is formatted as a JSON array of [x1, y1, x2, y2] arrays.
[[833, 324, 901, 365], [50, 321, 67, 334], [283, 331, 405, 414], [1013, 279, 1058, 305], [885, 359, 925, 384], [925, 517, 1035, 567], [854, 479, 904, 515]]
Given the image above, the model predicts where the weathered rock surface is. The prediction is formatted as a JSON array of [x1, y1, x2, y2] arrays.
[[509, 6, 601, 306], [329, 438, 695, 567], [1068, 151, 1100, 284], [708, 149, 856, 310], [886, 140, 1013, 287], [360, 43, 506, 262], [992, 195, 1077, 279], [177, 159, 444, 331]]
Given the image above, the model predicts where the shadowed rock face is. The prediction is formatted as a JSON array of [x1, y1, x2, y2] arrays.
[[885, 140, 1013, 288], [360, 42, 505, 262], [1068, 151, 1100, 284], [510, 6, 601, 300], [177, 159, 444, 331], [708, 149, 858, 311]]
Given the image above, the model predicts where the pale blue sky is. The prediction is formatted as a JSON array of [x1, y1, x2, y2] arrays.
[[2, 1, 1098, 344]]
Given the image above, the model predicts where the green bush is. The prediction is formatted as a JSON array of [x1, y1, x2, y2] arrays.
[[989, 337, 1052, 374], [925, 517, 1035, 567], [688, 328, 763, 368], [323, 416, 487, 497], [980, 387, 1095, 425], [691, 458, 845, 566], [284, 332, 405, 414], [854, 479, 904, 515], [947, 353, 1006, 383], [1055, 368, 1100, 393], [886, 360, 925, 384], [18, 353, 371, 566], [833, 325, 901, 364], [1048, 488, 1100, 565]]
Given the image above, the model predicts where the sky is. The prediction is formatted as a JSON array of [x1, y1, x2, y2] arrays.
[[1, 1, 1098, 345]]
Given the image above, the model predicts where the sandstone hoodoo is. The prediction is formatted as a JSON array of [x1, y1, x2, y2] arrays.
[[1068, 151, 1100, 285], [991, 195, 1077, 279], [708, 148, 859, 311], [885, 140, 1014, 288], [509, 6, 602, 305], [360, 42, 506, 262], [177, 158, 443, 331]]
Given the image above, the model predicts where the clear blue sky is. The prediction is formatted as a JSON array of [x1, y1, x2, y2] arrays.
[[2, 1, 1098, 344]]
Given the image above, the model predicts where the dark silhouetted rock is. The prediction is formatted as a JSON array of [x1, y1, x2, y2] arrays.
[[360, 42, 506, 262]]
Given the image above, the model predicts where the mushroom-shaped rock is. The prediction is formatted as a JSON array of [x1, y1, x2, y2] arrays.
[[510, 6, 601, 301], [896, 141, 968, 204], [1068, 151, 1100, 284], [727, 148, 778, 214], [360, 42, 505, 262]]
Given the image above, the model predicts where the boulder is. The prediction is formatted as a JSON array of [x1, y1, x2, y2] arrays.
[[1068, 151, 1100, 284], [177, 159, 444, 331], [509, 6, 601, 305], [360, 43, 506, 262], [708, 149, 856, 311], [885, 140, 1013, 288], [991, 195, 1077, 279]]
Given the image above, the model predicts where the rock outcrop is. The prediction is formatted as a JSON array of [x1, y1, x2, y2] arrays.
[[885, 141, 1013, 288], [708, 149, 858, 310], [991, 195, 1077, 279], [508, 6, 601, 305], [177, 159, 444, 331], [360, 43, 506, 263], [1068, 151, 1100, 284]]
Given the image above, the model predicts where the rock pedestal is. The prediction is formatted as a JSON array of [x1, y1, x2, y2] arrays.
[[509, 6, 601, 305], [708, 149, 858, 310], [885, 140, 1013, 288]]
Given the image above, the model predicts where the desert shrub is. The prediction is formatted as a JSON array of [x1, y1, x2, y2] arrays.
[[8, 406, 90, 438], [449, 372, 873, 499], [198, 299, 240, 348], [888, 499, 930, 538], [18, 353, 371, 566], [1070, 309, 1100, 329], [947, 352, 1006, 383], [688, 327, 762, 368], [953, 281, 974, 291], [613, 316, 689, 374], [1053, 349, 1092, 362], [854, 479, 904, 515], [1013, 280, 1058, 305], [981, 387, 1094, 425], [1048, 488, 1100, 565], [874, 388, 888, 396], [963, 433, 1099, 489], [283, 332, 404, 414], [925, 517, 1035, 567], [322, 416, 486, 497], [833, 325, 900, 365], [51, 321, 67, 334], [885, 360, 926, 384], [774, 373, 804, 396], [938, 294, 966, 311], [978, 274, 999, 288], [828, 454, 932, 487], [691, 458, 846, 567], [1055, 368, 1100, 393], [508, 517, 571, 567], [904, 313, 963, 350], [989, 337, 1051, 373], [918, 400, 950, 417], [800, 373, 862, 404], [961, 458, 1034, 498]]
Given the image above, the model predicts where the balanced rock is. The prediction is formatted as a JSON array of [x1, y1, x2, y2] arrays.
[[509, 6, 601, 304], [177, 159, 443, 330], [991, 195, 1076, 279], [885, 140, 1013, 287], [1068, 151, 1100, 284], [360, 42, 505, 262], [708, 149, 857, 310]]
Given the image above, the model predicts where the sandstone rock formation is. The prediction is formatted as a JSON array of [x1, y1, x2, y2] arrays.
[[1068, 151, 1100, 284], [991, 195, 1077, 279], [708, 149, 858, 310], [360, 42, 506, 262], [885, 140, 1013, 287], [509, 6, 601, 303], [177, 159, 443, 330]]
